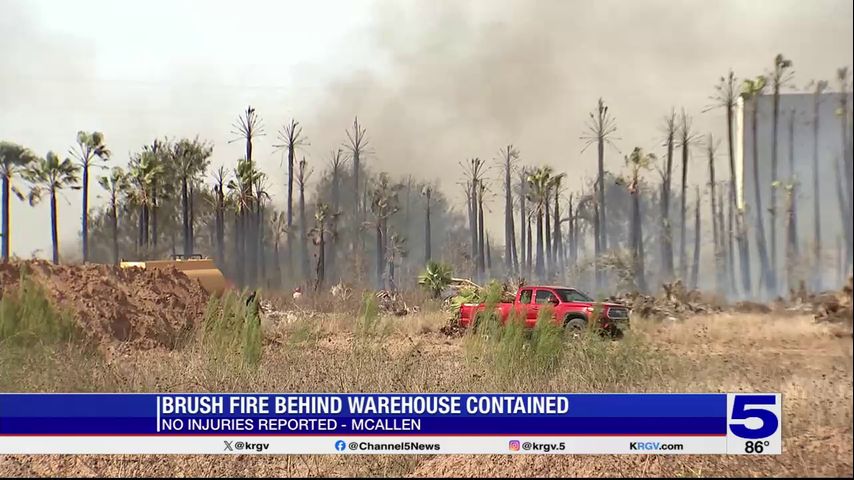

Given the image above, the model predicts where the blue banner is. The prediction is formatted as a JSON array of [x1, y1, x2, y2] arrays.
[[0, 393, 728, 436]]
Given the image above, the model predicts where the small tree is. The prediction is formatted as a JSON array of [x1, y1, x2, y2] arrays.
[[418, 261, 454, 299]]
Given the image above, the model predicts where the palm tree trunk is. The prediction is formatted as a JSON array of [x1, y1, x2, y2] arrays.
[[504, 156, 513, 272], [376, 222, 384, 289], [568, 194, 576, 268], [727, 100, 751, 295], [535, 211, 545, 279], [787, 111, 799, 275], [662, 133, 675, 280], [82, 164, 89, 262], [273, 241, 281, 288], [708, 145, 722, 294], [151, 182, 158, 250], [112, 199, 119, 265], [631, 177, 647, 292], [720, 186, 732, 291], [216, 188, 225, 265], [553, 188, 562, 278], [526, 216, 533, 276], [182, 178, 190, 256], [690, 186, 701, 289], [257, 203, 265, 285], [287, 149, 295, 235], [486, 234, 492, 272], [680, 141, 689, 280], [2, 174, 9, 262], [47, 189, 58, 264], [770, 85, 781, 293], [189, 185, 195, 255], [835, 157, 852, 275], [468, 184, 477, 276], [425, 195, 431, 263], [316, 229, 326, 292], [594, 200, 602, 289], [236, 212, 244, 286], [752, 103, 773, 295], [598, 137, 607, 251], [477, 189, 485, 278], [300, 182, 309, 279], [519, 178, 527, 275], [813, 95, 823, 290], [542, 192, 554, 278]]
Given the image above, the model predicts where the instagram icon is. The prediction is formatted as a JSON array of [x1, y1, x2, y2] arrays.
[[509, 440, 521, 451]]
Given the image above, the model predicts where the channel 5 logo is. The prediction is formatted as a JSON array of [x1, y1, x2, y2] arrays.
[[508, 440, 521, 451]]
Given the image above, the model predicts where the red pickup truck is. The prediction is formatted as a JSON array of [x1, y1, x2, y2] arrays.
[[459, 285, 629, 335]]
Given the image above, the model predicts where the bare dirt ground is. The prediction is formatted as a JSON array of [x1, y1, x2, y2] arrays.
[[0, 263, 851, 477]]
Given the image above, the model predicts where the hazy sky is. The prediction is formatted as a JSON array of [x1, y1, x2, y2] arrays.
[[1, 0, 852, 258]]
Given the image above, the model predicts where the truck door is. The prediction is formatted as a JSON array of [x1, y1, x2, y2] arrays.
[[512, 288, 533, 324], [530, 289, 558, 327]]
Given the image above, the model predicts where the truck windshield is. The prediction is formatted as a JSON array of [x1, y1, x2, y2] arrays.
[[554, 288, 593, 302]]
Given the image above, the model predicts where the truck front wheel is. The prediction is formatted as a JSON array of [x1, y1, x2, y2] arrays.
[[563, 316, 586, 332]]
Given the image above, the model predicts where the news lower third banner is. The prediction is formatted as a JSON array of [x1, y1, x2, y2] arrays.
[[0, 393, 781, 455]]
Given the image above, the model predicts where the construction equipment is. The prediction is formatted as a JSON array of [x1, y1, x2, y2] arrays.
[[120, 254, 228, 295]]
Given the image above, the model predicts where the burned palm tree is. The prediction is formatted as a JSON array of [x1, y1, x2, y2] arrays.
[[296, 157, 313, 280], [677, 109, 701, 281], [658, 110, 678, 281], [516, 168, 531, 275], [581, 98, 619, 259], [227, 158, 262, 286], [211, 166, 229, 266], [500, 145, 520, 273], [269, 211, 288, 288], [461, 157, 487, 279], [526, 166, 554, 279], [273, 118, 307, 276], [836, 67, 853, 268], [326, 149, 347, 279], [128, 146, 164, 256], [807, 79, 829, 288], [690, 185, 702, 290], [705, 134, 725, 293], [98, 166, 129, 265], [310, 202, 339, 291], [707, 70, 750, 294], [623, 147, 655, 292], [422, 184, 433, 263], [170, 137, 213, 257], [345, 117, 370, 220], [230, 106, 265, 282], [369, 173, 402, 289], [769, 54, 795, 292], [742, 76, 773, 295]]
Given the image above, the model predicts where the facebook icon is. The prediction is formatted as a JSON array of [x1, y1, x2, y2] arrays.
[[335, 440, 347, 452]]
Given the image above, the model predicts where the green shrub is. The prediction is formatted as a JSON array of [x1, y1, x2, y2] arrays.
[[0, 274, 79, 348], [203, 290, 262, 368]]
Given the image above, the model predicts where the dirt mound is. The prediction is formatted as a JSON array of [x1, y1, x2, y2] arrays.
[[0, 260, 209, 350]]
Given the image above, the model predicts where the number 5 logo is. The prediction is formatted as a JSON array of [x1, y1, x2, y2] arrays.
[[729, 395, 780, 439]]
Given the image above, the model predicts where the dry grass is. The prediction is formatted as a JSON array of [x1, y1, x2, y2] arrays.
[[0, 310, 851, 478]]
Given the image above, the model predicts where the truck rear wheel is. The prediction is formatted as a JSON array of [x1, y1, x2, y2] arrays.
[[472, 313, 484, 332]]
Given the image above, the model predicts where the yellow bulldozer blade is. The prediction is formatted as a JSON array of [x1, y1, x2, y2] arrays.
[[120, 254, 228, 295]]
